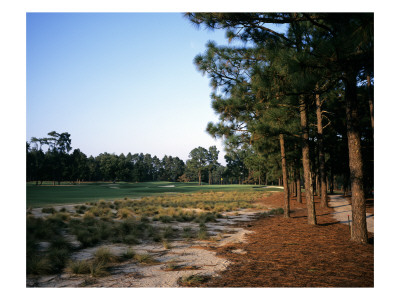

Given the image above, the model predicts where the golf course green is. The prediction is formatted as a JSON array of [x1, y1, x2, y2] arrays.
[[26, 181, 283, 208]]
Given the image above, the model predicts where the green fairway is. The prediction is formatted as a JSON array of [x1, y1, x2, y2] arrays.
[[26, 181, 283, 208]]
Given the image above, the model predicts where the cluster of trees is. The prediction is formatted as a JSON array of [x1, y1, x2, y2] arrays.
[[27, 132, 185, 184], [186, 13, 373, 244], [27, 132, 278, 186]]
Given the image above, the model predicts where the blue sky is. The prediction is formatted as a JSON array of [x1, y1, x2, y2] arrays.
[[27, 13, 237, 164], [4, 3, 397, 295]]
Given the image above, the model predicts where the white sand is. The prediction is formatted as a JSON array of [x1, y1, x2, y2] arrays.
[[329, 194, 374, 233], [26, 208, 269, 287]]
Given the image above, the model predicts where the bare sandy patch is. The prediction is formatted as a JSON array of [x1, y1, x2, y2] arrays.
[[26, 207, 269, 287], [329, 194, 374, 233]]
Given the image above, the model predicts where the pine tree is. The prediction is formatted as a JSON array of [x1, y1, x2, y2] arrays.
[[186, 13, 373, 237]]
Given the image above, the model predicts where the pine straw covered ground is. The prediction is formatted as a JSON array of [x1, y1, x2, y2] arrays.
[[193, 192, 374, 287]]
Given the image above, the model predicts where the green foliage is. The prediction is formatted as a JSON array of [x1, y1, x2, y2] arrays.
[[120, 248, 136, 261], [269, 208, 284, 215], [162, 239, 171, 249], [182, 227, 195, 240], [197, 223, 209, 240], [117, 207, 134, 219], [178, 274, 211, 286], [26, 223, 72, 275], [27, 189, 277, 277], [186, 146, 209, 185], [134, 253, 156, 264], [27, 256, 54, 275], [162, 226, 176, 240], [68, 258, 109, 277], [41, 207, 55, 214], [67, 259, 91, 275], [258, 207, 284, 218], [89, 260, 109, 277], [27, 181, 278, 208], [93, 247, 116, 264]]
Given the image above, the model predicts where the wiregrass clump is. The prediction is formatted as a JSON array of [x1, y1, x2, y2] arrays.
[[109, 190, 263, 220], [258, 207, 285, 218], [41, 207, 56, 214], [94, 247, 117, 264], [68, 259, 109, 277], [197, 223, 209, 240], [26, 215, 72, 275], [28, 190, 269, 277], [178, 274, 212, 287]]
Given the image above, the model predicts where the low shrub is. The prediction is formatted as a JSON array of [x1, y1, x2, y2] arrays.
[[94, 247, 116, 264], [117, 207, 134, 219], [134, 253, 156, 264], [48, 212, 70, 222], [159, 215, 173, 223], [75, 229, 100, 247], [268, 208, 284, 215], [68, 259, 91, 274], [46, 247, 70, 273], [164, 261, 180, 271], [123, 234, 140, 245], [178, 274, 211, 287], [147, 225, 162, 242], [182, 227, 195, 240], [194, 212, 218, 223], [89, 260, 109, 277], [120, 248, 135, 261], [162, 226, 176, 239], [162, 239, 171, 249], [41, 207, 55, 214], [68, 254, 112, 277], [197, 223, 209, 240], [27, 256, 53, 275]]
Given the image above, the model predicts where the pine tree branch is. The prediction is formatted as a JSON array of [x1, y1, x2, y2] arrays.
[[302, 13, 335, 35]]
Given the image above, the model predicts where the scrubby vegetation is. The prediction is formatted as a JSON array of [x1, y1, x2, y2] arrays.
[[27, 190, 274, 276], [178, 274, 212, 286]]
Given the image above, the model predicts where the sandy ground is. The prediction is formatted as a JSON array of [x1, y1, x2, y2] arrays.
[[27, 208, 266, 287], [28, 193, 374, 287], [329, 194, 374, 233]]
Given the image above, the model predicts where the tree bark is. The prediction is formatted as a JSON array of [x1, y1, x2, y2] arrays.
[[293, 178, 297, 197], [299, 96, 317, 225], [296, 170, 302, 203], [279, 134, 290, 218], [367, 73, 374, 138], [344, 71, 368, 244], [316, 92, 329, 208]]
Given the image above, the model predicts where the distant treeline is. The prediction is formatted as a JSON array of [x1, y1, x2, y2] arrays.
[[26, 132, 277, 185]]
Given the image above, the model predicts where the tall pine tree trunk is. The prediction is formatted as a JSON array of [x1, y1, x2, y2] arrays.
[[367, 73, 374, 138], [299, 96, 316, 225], [293, 172, 297, 197], [294, 143, 302, 203], [316, 92, 328, 208], [279, 134, 290, 218], [344, 71, 368, 244], [296, 169, 302, 203]]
